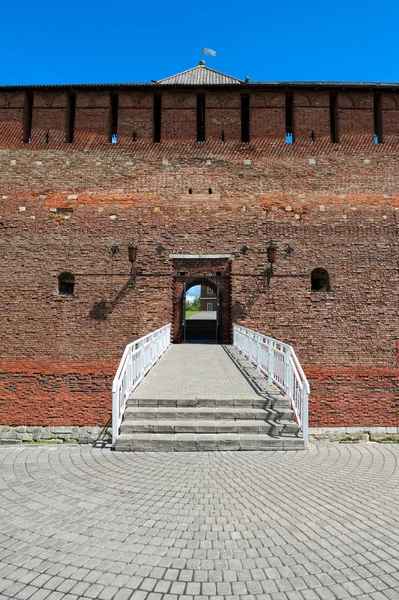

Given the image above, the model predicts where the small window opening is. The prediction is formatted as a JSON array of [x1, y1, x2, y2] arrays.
[[241, 94, 250, 143], [133, 131, 137, 143], [188, 188, 193, 194], [208, 188, 212, 194], [23, 91, 33, 144], [65, 91, 76, 143], [216, 271, 222, 276], [285, 91, 294, 143], [197, 93, 206, 143], [311, 268, 331, 292], [58, 272, 75, 296], [109, 93, 118, 143], [45, 131, 49, 143], [179, 271, 186, 276], [153, 93, 161, 143], [310, 130, 315, 143], [330, 91, 339, 143], [221, 131, 225, 144], [54, 207, 73, 218], [374, 92, 383, 144]]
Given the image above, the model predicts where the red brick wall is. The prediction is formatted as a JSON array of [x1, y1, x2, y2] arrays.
[[338, 92, 374, 138], [382, 93, 399, 136], [31, 91, 67, 143], [0, 360, 116, 426], [74, 91, 109, 137], [162, 92, 196, 139], [0, 92, 25, 124], [294, 91, 330, 140], [0, 86, 398, 428], [118, 91, 153, 140], [207, 91, 241, 141], [250, 92, 285, 139]]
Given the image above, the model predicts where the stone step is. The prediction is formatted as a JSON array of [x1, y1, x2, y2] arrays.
[[121, 419, 299, 436], [114, 433, 305, 452], [128, 396, 289, 409], [124, 406, 294, 421]]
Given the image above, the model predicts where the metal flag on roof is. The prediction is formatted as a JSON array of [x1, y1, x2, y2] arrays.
[[202, 48, 216, 57]]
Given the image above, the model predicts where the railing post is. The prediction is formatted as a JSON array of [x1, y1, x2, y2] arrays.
[[112, 385, 118, 446], [112, 324, 171, 448], [269, 340, 275, 384], [233, 324, 309, 445], [284, 347, 291, 396], [302, 388, 309, 447]]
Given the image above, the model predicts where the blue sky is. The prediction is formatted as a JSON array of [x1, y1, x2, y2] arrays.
[[187, 286, 200, 300], [1, 1, 398, 85]]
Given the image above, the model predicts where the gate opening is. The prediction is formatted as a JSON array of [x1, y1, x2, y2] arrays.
[[184, 280, 219, 343]]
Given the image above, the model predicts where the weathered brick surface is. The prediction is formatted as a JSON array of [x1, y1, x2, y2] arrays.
[[0, 361, 116, 426], [294, 91, 330, 140], [0, 85, 398, 428], [338, 91, 374, 137], [118, 91, 153, 139], [206, 91, 241, 141], [31, 91, 67, 138]]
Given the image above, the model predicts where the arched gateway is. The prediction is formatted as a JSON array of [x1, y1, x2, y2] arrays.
[[171, 255, 232, 344], [183, 278, 219, 343]]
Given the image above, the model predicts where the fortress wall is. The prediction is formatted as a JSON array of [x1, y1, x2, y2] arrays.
[[0, 88, 397, 144], [0, 87, 398, 429]]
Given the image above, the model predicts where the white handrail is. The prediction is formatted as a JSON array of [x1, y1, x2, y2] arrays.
[[112, 324, 171, 446], [233, 324, 309, 446]]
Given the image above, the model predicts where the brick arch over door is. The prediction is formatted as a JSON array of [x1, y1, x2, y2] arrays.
[[171, 259, 232, 344]]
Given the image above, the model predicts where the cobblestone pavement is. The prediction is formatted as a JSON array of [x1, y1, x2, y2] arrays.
[[1, 443, 399, 600]]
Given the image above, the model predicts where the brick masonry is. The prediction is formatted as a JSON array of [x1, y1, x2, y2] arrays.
[[0, 84, 398, 430]]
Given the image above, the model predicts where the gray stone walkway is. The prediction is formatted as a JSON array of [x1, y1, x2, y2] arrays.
[[133, 345, 278, 400], [1, 443, 399, 599]]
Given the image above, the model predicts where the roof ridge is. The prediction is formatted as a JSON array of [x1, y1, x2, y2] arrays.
[[199, 64, 244, 82], [155, 63, 243, 85], [156, 65, 203, 83]]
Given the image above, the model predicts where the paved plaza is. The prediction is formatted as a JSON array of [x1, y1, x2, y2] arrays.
[[1, 444, 399, 599]]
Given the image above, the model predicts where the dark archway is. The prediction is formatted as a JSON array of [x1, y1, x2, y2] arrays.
[[172, 259, 232, 344], [58, 272, 75, 296], [311, 268, 331, 292], [184, 278, 219, 343]]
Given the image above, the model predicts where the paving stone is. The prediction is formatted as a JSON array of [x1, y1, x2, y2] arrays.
[[1, 444, 399, 599]]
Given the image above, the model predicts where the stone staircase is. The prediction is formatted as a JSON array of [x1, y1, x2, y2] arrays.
[[185, 319, 217, 342], [114, 346, 304, 452]]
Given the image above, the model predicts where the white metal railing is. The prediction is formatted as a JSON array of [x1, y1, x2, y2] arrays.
[[233, 324, 309, 446], [112, 324, 171, 445]]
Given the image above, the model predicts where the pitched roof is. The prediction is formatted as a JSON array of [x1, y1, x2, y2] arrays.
[[155, 61, 244, 86]]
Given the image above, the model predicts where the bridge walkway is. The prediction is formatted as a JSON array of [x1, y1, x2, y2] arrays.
[[115, 344, 304, 451]]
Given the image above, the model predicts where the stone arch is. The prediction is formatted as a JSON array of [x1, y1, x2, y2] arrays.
[[338, 93, 357, 109], [294, 92, 312, 107], [183, 277, 219, 343], [382, 94, 399, 110], [311, 268, 331, 292], [172, 262, 232, 344]]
